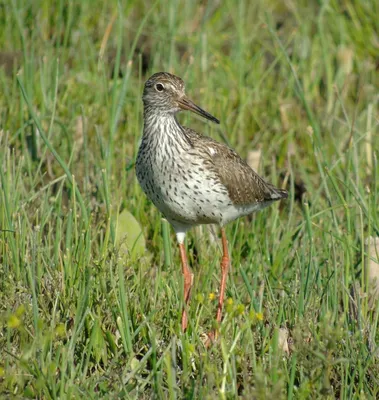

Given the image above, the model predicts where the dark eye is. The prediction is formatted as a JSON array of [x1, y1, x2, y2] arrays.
[[155, 83, 164, 92]]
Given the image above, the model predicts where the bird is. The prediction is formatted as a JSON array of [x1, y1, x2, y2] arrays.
[[136, 72, 288, 339]]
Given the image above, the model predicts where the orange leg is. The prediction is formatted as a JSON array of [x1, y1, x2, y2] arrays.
[[179, 242, 193, 331], [216, 227, 230, 324], [206, 227, 230, 346]]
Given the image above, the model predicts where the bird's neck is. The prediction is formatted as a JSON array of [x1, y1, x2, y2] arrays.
[[142, 107, 192, 150]]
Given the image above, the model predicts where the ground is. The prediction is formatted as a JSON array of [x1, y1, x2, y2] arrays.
[[0, 0, 379, 398]]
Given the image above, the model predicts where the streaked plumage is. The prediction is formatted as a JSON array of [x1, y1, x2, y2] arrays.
[[136, 72, 287, 339]]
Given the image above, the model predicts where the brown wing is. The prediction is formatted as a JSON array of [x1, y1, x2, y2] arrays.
[[183, 127, 288, 206]]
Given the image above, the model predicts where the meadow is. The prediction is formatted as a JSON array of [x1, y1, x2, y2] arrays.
[[0, 0, 379, 398]]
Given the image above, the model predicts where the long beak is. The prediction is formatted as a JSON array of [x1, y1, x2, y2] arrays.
[[177, 96, 220, 124]]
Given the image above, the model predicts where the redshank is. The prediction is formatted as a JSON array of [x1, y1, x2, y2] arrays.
[[136, 72, 287, 335]]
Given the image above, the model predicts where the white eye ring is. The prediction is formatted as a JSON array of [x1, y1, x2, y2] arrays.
[[155, 83, 164, 92]]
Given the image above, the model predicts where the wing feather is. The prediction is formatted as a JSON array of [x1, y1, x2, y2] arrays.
[[183, 127, 288, 205]]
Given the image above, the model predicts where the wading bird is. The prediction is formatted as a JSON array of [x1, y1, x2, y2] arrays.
[[136, 72, 287, 338]]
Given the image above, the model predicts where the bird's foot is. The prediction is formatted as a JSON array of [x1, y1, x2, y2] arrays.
[[203, 330, 218, 348]]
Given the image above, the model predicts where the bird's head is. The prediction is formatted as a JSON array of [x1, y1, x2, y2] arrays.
[[143, 72, 220, 124]]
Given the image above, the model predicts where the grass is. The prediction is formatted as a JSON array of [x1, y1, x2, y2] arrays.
[[0, 0, 378, 398]]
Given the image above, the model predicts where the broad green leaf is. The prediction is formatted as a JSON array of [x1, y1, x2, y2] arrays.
[[115, 209, 146, 261]]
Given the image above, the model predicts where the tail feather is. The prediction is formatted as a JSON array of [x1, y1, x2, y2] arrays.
[[268, 187, 288, 201]]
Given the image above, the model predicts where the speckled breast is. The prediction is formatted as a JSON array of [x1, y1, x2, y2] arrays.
[[136, 143, 230, 227]]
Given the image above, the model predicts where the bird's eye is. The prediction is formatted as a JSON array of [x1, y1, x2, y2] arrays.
[[155, 83, 164, 92]]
